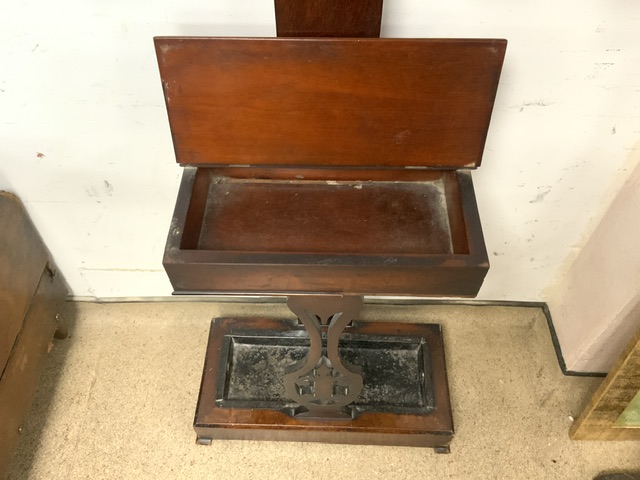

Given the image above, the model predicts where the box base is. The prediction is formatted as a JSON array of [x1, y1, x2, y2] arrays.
[[194, 318, 453, 450]]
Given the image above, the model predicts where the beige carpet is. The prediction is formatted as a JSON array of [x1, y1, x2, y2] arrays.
[[8, 301, 640, 479]]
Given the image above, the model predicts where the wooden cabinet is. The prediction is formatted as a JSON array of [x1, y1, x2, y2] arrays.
[[155, 36, 506, 449], [0, 192, 67, 478]]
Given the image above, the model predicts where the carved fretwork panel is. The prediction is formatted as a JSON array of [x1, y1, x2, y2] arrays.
[[284, 295, 364, 418]]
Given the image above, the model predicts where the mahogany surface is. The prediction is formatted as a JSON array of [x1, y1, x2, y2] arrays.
[[164, 168, 488, 296], [194, 317, 453, 448], [156, 33, 507, 449], [274, 0, 383, 37], [154, 37, 507, 170], [0, 192, 67, 475], [197, 177, 454, 255]]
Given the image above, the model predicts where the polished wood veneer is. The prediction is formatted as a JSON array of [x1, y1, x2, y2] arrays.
[[274, 0, 383, 37], [164, 167, 488, 296], [155, 37, 506, 170], [155, 33, 507, 450]]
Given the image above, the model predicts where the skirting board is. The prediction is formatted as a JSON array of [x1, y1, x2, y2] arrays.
[[67, 297, 603, 377]]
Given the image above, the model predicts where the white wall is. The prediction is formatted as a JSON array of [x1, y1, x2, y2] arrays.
[[546, 154, 640, 373], [1, 1, 639, 300]]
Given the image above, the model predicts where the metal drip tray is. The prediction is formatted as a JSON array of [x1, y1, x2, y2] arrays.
[[216, 331, 435, 416]]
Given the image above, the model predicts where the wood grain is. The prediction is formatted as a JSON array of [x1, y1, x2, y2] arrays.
[[0, 268, 67, 476], [196, 178, 455, 255], [274, 0, 383, 37], [0, 193, 48, 374], [155, 37, 507, 169], [570, 326, 640, 440], [0, 192, 68, 477], [163, 168, 489, 296]]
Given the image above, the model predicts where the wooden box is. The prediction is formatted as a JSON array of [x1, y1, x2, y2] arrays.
[[0, 192, 67, 477], [156, 37, 507, 298]]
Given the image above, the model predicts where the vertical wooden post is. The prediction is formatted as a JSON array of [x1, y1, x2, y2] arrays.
[[274, 0, 383, 38]]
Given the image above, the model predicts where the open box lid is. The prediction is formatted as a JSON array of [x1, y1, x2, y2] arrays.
[[155, 37, 506, 169]]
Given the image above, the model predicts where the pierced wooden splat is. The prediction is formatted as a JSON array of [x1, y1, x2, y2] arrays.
[[284, 295, 364, 418]]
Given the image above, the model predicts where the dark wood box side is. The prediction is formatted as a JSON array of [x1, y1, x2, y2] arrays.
[[0, 269, 66, 477], [0, 192, 68, 478], [163, 169, 489, 297], [164, 261, 488, 297], [0, 192, 49, 370]]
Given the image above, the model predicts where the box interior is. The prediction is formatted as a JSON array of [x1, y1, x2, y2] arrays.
[[179, 168, 471, 257]]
